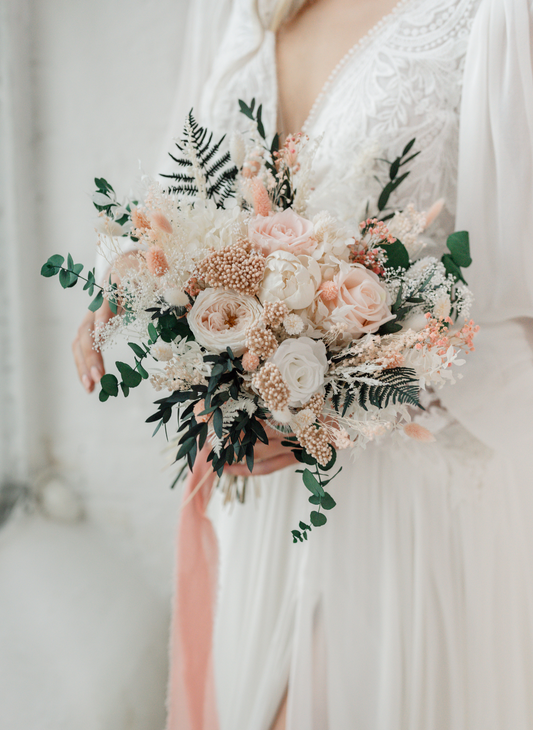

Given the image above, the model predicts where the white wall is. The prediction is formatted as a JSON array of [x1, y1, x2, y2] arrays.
[[0, 1, 190, 727], [33, 0, 189, 594]]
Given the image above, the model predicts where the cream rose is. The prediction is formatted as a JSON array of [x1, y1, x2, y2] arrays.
[[258, 251, 321, 310], [269, 337, 328, 407], [325, 262, 395, 336], [187, 288, 262, 355], [248, 209, 317, 256]]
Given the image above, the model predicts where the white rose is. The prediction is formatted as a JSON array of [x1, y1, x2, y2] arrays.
[[187, 288, 262, 355], [311, 211, 352, 264], [258, 251, 321, 310], [269, 337, 328, 407]]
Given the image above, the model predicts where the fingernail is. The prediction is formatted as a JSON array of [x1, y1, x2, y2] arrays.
[[91, 366, 102, 383], [82, 374, 92, 392]]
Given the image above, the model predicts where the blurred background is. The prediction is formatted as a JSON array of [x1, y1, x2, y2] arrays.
[[1, 1, 189, 727]]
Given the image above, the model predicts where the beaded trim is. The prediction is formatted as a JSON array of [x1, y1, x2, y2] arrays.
[[301, 0, 415, 133]]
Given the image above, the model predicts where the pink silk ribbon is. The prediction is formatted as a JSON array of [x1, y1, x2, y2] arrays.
[[166, 448, 219, 730]]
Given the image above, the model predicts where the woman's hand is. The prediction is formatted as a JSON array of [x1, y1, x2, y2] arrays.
[[72, 253, 138, 393], [224, 429, 298, 476], [72, 299, 115, 393]]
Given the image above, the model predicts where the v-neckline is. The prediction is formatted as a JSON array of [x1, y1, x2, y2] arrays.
[[273, 0, 415, 136]]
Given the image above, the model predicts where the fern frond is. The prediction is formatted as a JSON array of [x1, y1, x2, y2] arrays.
[[167, 184, 198, 197], [357, 367, 420, 411], [342, 391, 355, 417], [163, 111, 237, 208], [160, 172, 196, 184]]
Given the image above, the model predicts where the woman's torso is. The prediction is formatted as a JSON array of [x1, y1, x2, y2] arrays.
[[200, 0, 481, 249]]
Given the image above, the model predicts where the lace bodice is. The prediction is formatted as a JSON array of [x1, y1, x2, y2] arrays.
[[201, 0, 481, 250]]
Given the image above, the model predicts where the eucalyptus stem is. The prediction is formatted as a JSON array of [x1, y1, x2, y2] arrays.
[[53, 265, 105, 291]]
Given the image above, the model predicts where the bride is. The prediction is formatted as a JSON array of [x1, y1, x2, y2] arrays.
[[73, 0, 533, 728]]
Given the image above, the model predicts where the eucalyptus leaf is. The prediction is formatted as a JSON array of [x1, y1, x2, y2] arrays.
[[441, 253, 467, 284], [116, 361, 142, 387], [320, 492, 337, 510], [446, 231, 472, 268], [40, 254, 64, 277], [310, 511, 327, 527], [128, 342, 146, 359], [384, 239, 410, 270], [88, 291, 104, 312], [377, 320, 403, 335], [100, 374, 118, 397], [148, 323, 158, 342], [302, 469, 324, 497]]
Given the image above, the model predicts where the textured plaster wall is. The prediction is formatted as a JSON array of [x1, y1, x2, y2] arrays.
[[33, 0, 188, 593], [0, 2, 190, 728]]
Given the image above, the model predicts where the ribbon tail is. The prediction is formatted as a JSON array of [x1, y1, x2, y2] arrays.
[[166, 449, 219, 730]]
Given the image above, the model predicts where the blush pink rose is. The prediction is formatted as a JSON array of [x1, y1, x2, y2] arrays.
[[325, 263, 395, 336], [248, 209, 317, 256]]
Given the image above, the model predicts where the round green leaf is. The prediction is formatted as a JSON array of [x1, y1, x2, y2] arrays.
[[384, 239, 410, 270], [310, 511, 327, 527], [100, 374, 118, 397], [41, 254, 64, 277], [320, 492, 337, 510], [446, 231, 472, 268], [116, 361, 142, 388]]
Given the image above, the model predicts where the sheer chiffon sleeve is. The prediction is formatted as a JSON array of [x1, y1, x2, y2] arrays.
[[439, 0, 533, 450]]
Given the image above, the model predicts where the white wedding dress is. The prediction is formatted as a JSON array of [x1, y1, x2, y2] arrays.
[[163, 1, 533, 728]]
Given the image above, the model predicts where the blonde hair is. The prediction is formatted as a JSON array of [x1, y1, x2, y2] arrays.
[[268, 0, 309, 32]]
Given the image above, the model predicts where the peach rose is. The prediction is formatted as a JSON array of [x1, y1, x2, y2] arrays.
[[248, 209, 317, 256], [187, 288, 262, 355], [325, 262, 395, 337]]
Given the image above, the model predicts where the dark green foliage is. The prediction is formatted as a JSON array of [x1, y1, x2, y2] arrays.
[[41, 254, 65, 277], [162, 110, 238, 208], [238, 98, 265, 138], [281, 435, 342, 542], [441, 231, 472, 284], [383, 239, 410, 270], [377, 320, 403, 335], [377, 138, 420, 217], [238, 98, 294, 210], [358, 367, 420, 411], [100, 374, 119, 397], [446, 231, 472, 267], [146, 347, 270, 477], [41, 253, 107, 312]]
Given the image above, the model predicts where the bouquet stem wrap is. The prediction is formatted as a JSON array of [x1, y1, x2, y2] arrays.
[[167, 448, 219, 730]]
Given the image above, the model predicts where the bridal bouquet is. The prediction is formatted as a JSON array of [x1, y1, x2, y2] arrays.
[[42, 99, 478, 541]]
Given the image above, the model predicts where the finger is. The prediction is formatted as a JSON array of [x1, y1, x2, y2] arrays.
[[90, 300, 116, 382], [72, 337, 94, 393], [77, 313, 105, 387]]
